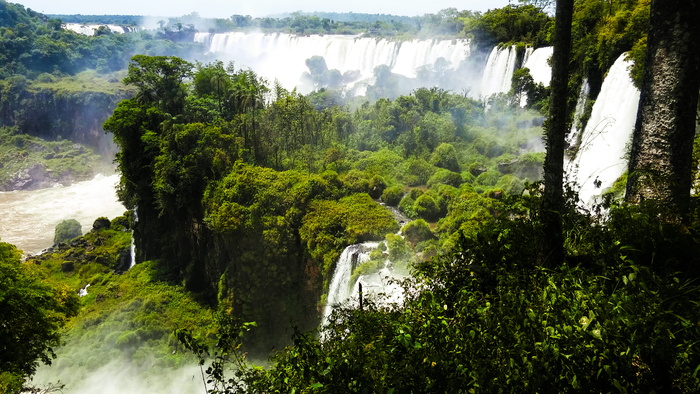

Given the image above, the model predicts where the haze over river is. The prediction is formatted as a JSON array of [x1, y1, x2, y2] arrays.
[[0, 173, 125, 255]]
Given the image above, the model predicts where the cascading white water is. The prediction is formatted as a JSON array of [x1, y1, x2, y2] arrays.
[[0, 174, 125, 254], [479, 45, 518, 98], [129, 208, 138, 268], [350, 260, 407, 308], [195, 32, 472, 93], [568, 53, 640, 205], [521, 46, 534, 68], [322, 242, 378, 327], [63, 23, 130, 36], [519, 46, 553, 106], [567, 78, 591, 148], [129, 235, 136, 268], [522, 46, 553, 86], [78, 283, 91, 297]]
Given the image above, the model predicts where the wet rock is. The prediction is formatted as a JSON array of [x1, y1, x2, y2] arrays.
[[92, 217, 111, 231], [114, 248, 131, 273], [61, 261, 75, 272]]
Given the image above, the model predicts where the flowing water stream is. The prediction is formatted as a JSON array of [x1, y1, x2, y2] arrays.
[[0, 173, 126, 255]]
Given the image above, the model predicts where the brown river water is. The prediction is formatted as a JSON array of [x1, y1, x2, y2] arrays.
[[0, 174, 126, 255]]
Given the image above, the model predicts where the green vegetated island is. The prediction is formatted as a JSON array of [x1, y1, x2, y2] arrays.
[[2, 0, 700, 392]]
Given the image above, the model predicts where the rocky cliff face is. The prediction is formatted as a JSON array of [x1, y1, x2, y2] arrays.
[[0, 85, 132, 190]]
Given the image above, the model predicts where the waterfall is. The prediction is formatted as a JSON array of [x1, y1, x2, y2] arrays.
[[567, 78, 591, 149], [519, 46, 553, 106], [78, 283, 91, 297], [523, 46, 553, 86], [322, 242, 378, 327], [129, 208, 138, 268], [478, 45, 518, 98], [568, 53, 640, 205], [63, 23, 130, 36], [522, 46, 534, 68], [194, 32, 472, 93], [129, 235, 136, 268]]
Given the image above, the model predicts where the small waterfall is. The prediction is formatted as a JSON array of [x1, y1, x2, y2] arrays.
[[568, 53, 640, 205], [129, 235, 136, 269], [566, 78, 591, 149], [78, 283, 90, 297], [521, 46, 534, 67], [322, 242, 378, 327], [479, 45, 518, 98], [351, 260, 407, 309], [129, 208, 138, 269]]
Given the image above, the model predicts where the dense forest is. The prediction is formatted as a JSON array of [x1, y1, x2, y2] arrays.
[[2, 0, 700, 392]]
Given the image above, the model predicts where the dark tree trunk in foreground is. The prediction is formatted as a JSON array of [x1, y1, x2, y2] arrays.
[[625, 0, 700, 222], [539, 0, 573, 267]]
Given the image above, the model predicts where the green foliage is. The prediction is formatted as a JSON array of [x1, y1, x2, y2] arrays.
[[381, 185, 404, 206], [123, 55, 193, 116], [53, 219, 82, 244], [475, 169, 502, 186], [429, 142, 460, 172], [0, 128, 109, 190], [104, 55, 545, 353], [463, 4, 552, 48], [427, 168, 463, 188], [301, 193, 400, 275], [202, 192, 700, 393], [32, 260, 216, 390], [402, 157, 436, 186], [386, 233, 411, 263], [495, 174, 526, 195], [571, 0, 650, 89], [413, 194, 441, 222], [402, 219, 434, 245], [368, 175, 387, 199], [398, 188, 423, 218], [0, 241, 79, 388]]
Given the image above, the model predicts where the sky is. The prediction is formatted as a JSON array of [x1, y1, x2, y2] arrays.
[[12, 0, 514, 18]]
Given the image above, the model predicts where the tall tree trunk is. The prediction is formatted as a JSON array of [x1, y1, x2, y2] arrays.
[[539, 0, 574, 267], [625, 0, 700, 222]]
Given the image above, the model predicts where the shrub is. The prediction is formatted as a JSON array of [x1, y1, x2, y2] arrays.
[[402, 219, 434, 245], [54, 219, 82, 244], [413, 194, 440, 221], [92, 217, 111, 231], [427, 169, 463, 188], [495, 174, 525, 195], [404, 158, 436, 186], [381, 185, 404, 206], [430, 143, 461, 172], [398, 189, 424, 218], [475, 169, 502, 186], [368, 175, 387, 199]]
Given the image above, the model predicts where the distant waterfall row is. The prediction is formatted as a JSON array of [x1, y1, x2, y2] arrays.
[[195, 32, 555, 98], [64, 23, 138, 36], [195, 32, 473, 94]]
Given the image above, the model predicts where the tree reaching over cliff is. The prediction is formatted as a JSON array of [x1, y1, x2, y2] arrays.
[[625, 0, 700, 222]]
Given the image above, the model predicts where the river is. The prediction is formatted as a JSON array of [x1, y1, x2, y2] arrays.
[[0, 173, 126, 255]]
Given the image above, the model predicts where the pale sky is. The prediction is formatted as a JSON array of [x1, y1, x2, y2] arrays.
[[12, 0, 513, 18]]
